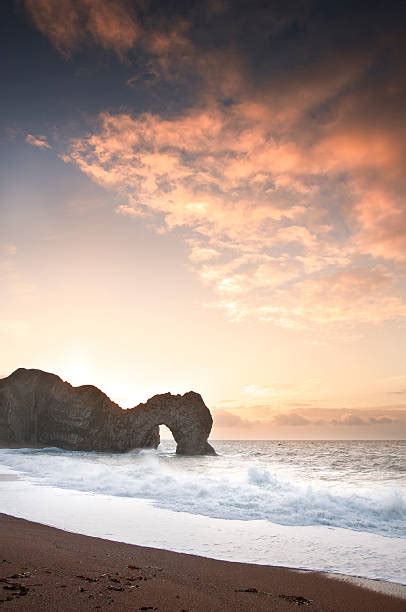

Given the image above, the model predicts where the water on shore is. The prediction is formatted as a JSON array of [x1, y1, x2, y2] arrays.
[[0, 440, 405, 583]]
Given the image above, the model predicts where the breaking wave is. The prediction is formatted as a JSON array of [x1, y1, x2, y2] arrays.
[[0, 444, 405, 538]]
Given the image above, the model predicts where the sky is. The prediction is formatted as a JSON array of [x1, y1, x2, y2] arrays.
[[1, 0, 406, 439]]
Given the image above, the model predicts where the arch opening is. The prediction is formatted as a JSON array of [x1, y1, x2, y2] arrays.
[[159, 424, 173, 440], [158, 425, 176, 453]]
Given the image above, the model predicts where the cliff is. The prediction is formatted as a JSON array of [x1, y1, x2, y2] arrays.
[[0, 368, 215, 455]]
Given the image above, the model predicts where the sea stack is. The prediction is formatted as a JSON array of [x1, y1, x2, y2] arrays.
[[0, 368, 216, 455]]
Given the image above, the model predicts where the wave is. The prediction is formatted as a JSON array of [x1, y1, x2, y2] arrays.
[[0, 447, 405, 538]]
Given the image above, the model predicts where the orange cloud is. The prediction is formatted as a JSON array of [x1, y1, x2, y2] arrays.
[[23, 0, 140, 57], [27, 0, 403, 331], [353, 190, 406, 262], [63, 102, 406, 329], [23, 0, 194, 65]]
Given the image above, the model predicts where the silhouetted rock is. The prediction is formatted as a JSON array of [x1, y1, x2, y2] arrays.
[[0, 368, 215, 455]]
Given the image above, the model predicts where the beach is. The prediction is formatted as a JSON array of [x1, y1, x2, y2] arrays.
[[1, 442, 405, 583], [1, 513, 405, 611], [0, 442, 405, 610]]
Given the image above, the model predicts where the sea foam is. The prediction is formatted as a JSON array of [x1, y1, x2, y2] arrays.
[[0, 442, 404, 538]]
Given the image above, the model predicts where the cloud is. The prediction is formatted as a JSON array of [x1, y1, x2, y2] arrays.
[[367, 416, 396, 425], [213, 409, 257, 429], [331, 413, 365, 426], [353, 189, 406, 262], [23, 0, 140, 58], [24, 1, 406, 331], [211, 406, 405, 439], [63, 105, 406, 329], [22, 0, 192, 64], [25, 134, 51, 149], [271, 413, 310, 427], [330, 413, 398, 426]]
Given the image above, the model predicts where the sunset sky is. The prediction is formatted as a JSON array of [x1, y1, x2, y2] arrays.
[[1, 0, 406, 439]]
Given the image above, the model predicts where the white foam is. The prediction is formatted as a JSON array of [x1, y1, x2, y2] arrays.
[[0, 469, 405, 584], [0, 446, 404, 538]]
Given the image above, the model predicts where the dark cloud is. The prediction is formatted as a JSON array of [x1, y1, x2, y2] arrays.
[[331, 414, 364, 426], [367, 416, 396, 425], [272, 413, 310, 427], [213, 409, 257, 428], [213, 407, 405, 431]]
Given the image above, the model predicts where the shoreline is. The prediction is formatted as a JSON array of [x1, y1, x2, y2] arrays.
[[1, 513, 405, 611]]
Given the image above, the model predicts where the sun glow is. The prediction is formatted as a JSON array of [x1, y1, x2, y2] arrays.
[[55, 348, 94, 388]]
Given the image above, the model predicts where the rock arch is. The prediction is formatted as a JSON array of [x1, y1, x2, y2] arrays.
[[0, 369, 216, 455], [128, 391, 216, 455]]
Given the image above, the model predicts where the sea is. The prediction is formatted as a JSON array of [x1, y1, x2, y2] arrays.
[[0, 440, 405, 584]]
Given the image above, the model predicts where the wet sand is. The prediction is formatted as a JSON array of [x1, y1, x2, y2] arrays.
[[0, 513, 404, 611]]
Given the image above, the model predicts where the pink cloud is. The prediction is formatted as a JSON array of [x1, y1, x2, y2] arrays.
[[211, 407, 405, 439], [25, 133, 51, 149], [353, 190, 406, 262], [63, 103, 406, 329]]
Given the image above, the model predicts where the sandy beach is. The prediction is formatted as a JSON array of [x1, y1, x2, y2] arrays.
[[0, 513, 405, 611]]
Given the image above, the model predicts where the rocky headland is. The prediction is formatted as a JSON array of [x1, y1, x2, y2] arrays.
[[0, 368, 215, 455]]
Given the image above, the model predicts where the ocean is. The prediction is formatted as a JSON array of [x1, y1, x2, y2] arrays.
[[0, 440, 405, 583]]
